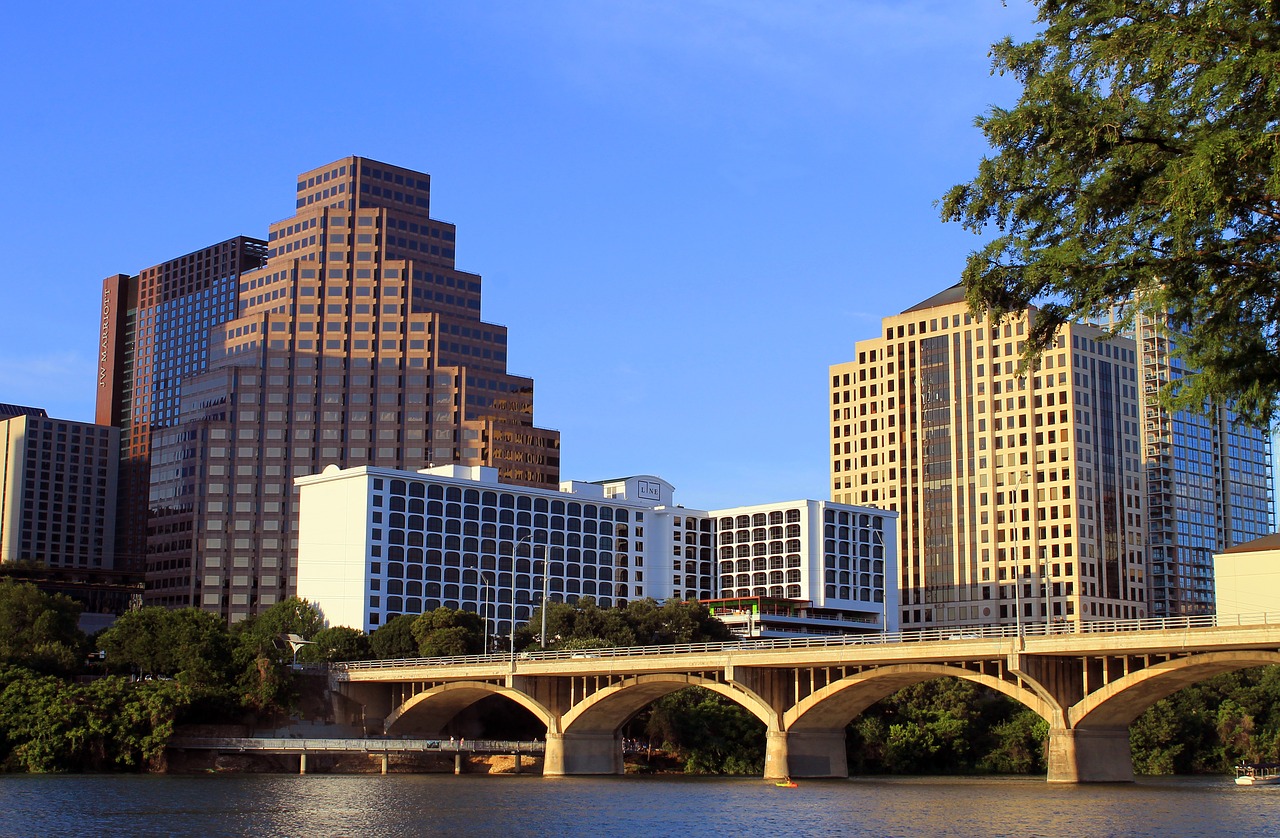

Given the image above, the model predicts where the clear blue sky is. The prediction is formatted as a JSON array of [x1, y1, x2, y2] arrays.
[[0, 1, 1039, 510]]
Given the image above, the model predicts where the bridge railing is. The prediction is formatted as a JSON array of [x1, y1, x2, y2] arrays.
[[170, 736, 545, 753], [334, 611, 1280, 671]]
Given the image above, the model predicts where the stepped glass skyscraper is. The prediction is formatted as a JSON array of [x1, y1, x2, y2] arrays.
[[98, 158, 561, 620]]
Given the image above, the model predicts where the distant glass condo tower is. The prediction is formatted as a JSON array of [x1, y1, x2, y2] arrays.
[[1135, 314, 1273, 616], [98, 158, 561, 620]]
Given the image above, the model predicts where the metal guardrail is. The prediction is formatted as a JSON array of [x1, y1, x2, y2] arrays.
[[170, 736, 545, 754], [334, 611, 1280, 672]]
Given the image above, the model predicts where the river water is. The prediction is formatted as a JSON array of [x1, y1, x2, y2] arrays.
[[0, 773, 1274, 837]]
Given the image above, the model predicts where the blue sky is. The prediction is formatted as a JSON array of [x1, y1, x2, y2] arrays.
[[0, 1, 1039, 510]]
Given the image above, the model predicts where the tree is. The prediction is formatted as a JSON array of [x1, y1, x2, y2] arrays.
[[304, 626, 372, 663], [940, 0, 1280, 424], [231, 597, 324, 715], [411, 607, 484, 657], [98, 607, 233, 686], [369, 613, 421, 659], [0, 579, 85, 675]]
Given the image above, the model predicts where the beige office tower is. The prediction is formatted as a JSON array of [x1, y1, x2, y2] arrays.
[[830, 286, 1147, 632], [132, 158, 560, 620]]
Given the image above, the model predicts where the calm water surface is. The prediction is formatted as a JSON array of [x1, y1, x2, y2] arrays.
[[0, 774, 1275, 837]]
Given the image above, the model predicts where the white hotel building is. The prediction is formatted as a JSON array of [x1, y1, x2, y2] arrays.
[[296, 464, 898, 640]]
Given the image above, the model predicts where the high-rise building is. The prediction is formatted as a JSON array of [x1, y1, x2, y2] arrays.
[[0, 407, 119, 569], [99, 158, 561, 621], [831, 286, 1149, 631], [97, 238, 269, 573], [295, 464, 896, 639], [1136, 315, 1273, 616]]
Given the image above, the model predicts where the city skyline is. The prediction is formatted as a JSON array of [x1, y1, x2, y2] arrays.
[[4, 2, 1040, 510]]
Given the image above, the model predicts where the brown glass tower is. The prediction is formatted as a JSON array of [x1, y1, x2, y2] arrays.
[[101, 158, 561, 620], [97, 238, 268, 573]]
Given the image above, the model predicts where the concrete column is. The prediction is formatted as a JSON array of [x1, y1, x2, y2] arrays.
[[763, 730, 789, 781], [1046, 728, 1134, 783], [514, 753, 522, 774], [542, 731, 624, 775], [299, 752, 307, 775], [454, 752, 463, 775], [543, 733, 566, 776], [787, 729, 848, 778], [381, 754, 389, 775]]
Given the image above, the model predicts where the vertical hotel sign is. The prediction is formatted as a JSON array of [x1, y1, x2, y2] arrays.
[[99, 284, 112, 389], [95, 276, 125, 426]]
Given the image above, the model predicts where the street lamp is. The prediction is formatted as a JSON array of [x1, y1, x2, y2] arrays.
[[1042, 556, 1052, 635], [507, 534, 551, 656], [1012, 470, 1031, 638], [509, 534, 534, 658], [872, 526, 888, 635]]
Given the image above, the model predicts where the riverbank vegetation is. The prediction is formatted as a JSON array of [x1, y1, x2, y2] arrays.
[[1, 580, 1278, 776]]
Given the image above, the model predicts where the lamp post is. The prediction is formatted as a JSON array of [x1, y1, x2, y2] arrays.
[[464, 558, 494, 654], [540, 553, 551, 651], [1042, 558, 1052, 635], [1012, 470, 1030, 638], [509, 534, 533, 659], [479, 569, 494, 653], [1013, 531, 1022, 638], [872, 526, 888, 635]]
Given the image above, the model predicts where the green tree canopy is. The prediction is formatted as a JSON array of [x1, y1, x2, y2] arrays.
[[941, 0, 1280, 423], [515, 597, 732, 651], [98, 607, 233, 686], [0, 579, 85, 675], [411, 607, 485, 657], [369, 613, 421, 659], [304, 626, 372, 663]]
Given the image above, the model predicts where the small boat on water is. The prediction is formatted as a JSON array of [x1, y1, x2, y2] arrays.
[[774, 779, 798, 788], [1234, 763, 1280, 785]]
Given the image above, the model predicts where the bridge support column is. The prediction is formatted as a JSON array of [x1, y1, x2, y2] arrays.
[[1046, 728, 1133, 783], [763, 730, 789, 781], [299, 752, 307, 775], [786, 730, 848, 778], [542, 731, 624, 776]]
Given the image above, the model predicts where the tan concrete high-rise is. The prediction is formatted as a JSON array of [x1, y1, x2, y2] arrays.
[[101, 158, 560, 620], [830, 286, 1148, 632]]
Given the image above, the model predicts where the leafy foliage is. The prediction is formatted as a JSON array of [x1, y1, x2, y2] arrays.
[[99, 607, 234, 686], [0, 665, 187, 772], [304, 626, 372, 663], [368, 613, 421, 659], [515, 597, 732, 651], [941, 0, 1280, 423], [1130, 667, 1280, 773], [411, 607, 485, 657], [0, 579, 86, 676], [646, 687, 765, 775], [847, 679, 1048, 775]]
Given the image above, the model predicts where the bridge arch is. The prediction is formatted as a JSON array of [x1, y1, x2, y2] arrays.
[[1070, 651, 1280, 729], [783, 663, 1061, 732], [560, 673, 779, 736], [384, 681, 556, 736]]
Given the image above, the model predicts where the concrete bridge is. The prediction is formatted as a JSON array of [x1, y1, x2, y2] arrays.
[[329, 614, 1280, 783]]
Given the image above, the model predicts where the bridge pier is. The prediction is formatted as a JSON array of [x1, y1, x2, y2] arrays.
[[763, 730, 789, 780], [1046, 728, 1133, 783], [786, 730, 848, 778], [542, 731, 624, 776]]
